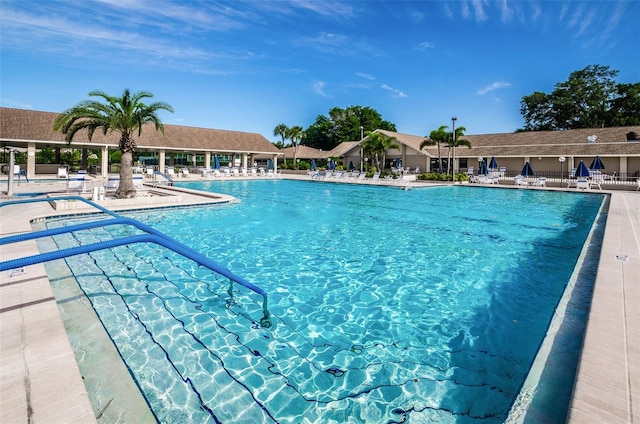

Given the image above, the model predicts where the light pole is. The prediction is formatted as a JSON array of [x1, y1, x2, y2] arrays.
[[360, 126, 364, 173], [559, 156, 566, 187], [451, 117, 457, 182]]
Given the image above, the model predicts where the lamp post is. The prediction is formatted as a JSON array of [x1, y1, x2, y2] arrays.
[[451, 116, 457, 182], [360, 126, 364, 172], [559, 156, 566, 187]]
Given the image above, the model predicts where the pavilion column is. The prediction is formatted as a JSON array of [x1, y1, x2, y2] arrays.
[[27, 143, 36, 178], [272, 154, 278, 172], [159, 149, 166, 173], [619, 156, 628, 176], [242, 153, 248, 170], [204, 151, 211, 169], [401, 144, 407, 169], [101, 146, 109, 178]]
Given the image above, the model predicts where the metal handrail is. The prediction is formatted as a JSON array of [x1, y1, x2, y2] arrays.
[[0, 196, 271, 327]]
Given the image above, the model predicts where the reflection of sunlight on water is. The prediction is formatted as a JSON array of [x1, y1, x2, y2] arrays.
[[47, 181, 605, 423]]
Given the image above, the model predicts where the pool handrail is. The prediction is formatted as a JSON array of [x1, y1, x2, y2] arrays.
[[0, 196, 271, 327]]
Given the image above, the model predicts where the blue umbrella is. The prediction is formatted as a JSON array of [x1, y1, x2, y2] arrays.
[[489, 157, 498, 169], [478, 160, 488, 175], [214, 155, 220, 170], [328, 160, 335, 170], [590, 156, 605, 170], [520, 161, 535, 177], [576, 160, 590, 177], [395, 157, 402, 168], [267, 159, 274, 170], [311, 159, 316, 171], [349, 161, 355, 171]]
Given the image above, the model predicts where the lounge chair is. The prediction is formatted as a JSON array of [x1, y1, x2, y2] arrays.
[[576, 178, 589, 190], [498, 166, 506, 177], [105, 176, 119, 191], [181, 168, 190, 177], [241, 168, 248, 177], [531, 177, 546, 187], [467, 166, 474, 176], [636, 179, 640, 191], [590, 172, 603, 190], [167, 167, 175, 177], [370, 172, 381, 182], [514, 176, 529, 186], [57, 167, 68, 179], [250, 168, 258, 177], [67, 175, 86, 193]]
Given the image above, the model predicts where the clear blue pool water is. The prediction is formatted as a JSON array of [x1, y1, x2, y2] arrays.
[[46, 180, 605, 423]]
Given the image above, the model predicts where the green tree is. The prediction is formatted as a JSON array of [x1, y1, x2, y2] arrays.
[[304, 105, 396, 150], [519, 65, 637, 131], [53, 89, 173, 198], [420, 125, 449, 173], [362, 131, 399, 171], [287, 125, 304, 168], [444, 126, 471, 176]]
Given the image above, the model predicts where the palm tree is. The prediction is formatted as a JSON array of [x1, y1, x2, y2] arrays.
[[287, 125, 304, 169], [445, 126, 472, 177], [273, 123, 289, 166], [362, 131, 399, 171], [53, 89, 173, 198], [421, 125, 449, 173]]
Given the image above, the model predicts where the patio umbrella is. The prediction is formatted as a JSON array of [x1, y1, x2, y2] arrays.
[[478, 160, 488, 175], [520, 161, 535, 177], [395, 157, 402, 168], [311, 159, 316, 171], [214, 155, 220, 170], [576, 160, 590, 177], [328, 160, 335, 170], [590, 156, 605, 170], [349, 161, 355, 171], [267, 159, 274, 170], [489, 157, 498, 169]]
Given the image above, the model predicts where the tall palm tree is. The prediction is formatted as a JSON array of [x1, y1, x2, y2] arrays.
[[53, 89, 173, 198], [287, 125, 304, 168], [445, 126, 472, 177], [362, 131, 399, 171], [273, 123, 289, 165], [421, 125, 449, 173]]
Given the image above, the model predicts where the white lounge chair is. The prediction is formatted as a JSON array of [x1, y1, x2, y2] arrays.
[[67, 176, 86, 193], [167, 167, 175, 177], [532, 177, 546, 187], [181, 168, 190, 177], [105, 176, 119, 191], [498, 166, 506, 177], [57, 167, 68, 179], [514, 176, 529, 186], [636, 179, 640, 191], [576, 178, 589, 190]]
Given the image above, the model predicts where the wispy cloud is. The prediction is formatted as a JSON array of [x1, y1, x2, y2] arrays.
[[381, 84, 407, 98], [477, 81, 511, 95], [1, 98, 34, 109], [313, 81, 327, 97], [417, 41, 435, 51], [356, 72, 376, 81]]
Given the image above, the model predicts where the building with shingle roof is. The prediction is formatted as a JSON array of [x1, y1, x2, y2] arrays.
[[339, 127, 640, 179], [0, 107, 280, 177]]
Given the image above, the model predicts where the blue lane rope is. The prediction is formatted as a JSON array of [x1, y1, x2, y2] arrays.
[[0, 196, 271, 327]]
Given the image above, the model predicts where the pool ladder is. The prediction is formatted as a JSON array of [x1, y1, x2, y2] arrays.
[[0, 196, 271, 327]]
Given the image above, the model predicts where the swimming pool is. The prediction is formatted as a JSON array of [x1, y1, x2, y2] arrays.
[[45, 181, 605, 423]]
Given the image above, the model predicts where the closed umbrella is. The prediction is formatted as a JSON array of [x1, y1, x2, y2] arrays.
[[395, 157, 402, 168], [349, 161, 355, 171], [214, 155, 220, 170], [328, 160, 335, 170], [311, 159, 316, 171], [267, 159, 274, 170], [590, 156, 605, 170], [576, 160, 590, 177], [520, 162, 535, 177], [489, 157, 498, 170], [478, 160, 488, 175]]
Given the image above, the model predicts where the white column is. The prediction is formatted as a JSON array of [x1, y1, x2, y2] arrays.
[[242, 153, 248, 170], [619, 156, 627, 176], [27, 143, 36, 178], [101, 146, 109, 178], [204, 151, 211, 169], [159, 149, 166, 173]]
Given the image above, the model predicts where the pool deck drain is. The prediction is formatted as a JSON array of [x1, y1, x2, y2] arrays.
[[1, 176, 638, 423]]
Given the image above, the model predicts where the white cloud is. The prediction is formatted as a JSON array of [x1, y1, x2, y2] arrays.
[[381, 84, 407, 98], [477, 81, 511, 95], [314, 81, 327, 97], [356, 72, 375, 80], [417, 41, 435, 50]]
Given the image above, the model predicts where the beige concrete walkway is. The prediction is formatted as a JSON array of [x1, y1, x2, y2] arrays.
[[1, 177, 638, 423]]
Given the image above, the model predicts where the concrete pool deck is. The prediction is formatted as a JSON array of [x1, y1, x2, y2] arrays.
[[0, 176, 638, 423]]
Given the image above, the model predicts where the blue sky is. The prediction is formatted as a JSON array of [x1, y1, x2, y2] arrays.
[[1, 1, 638, 143]]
